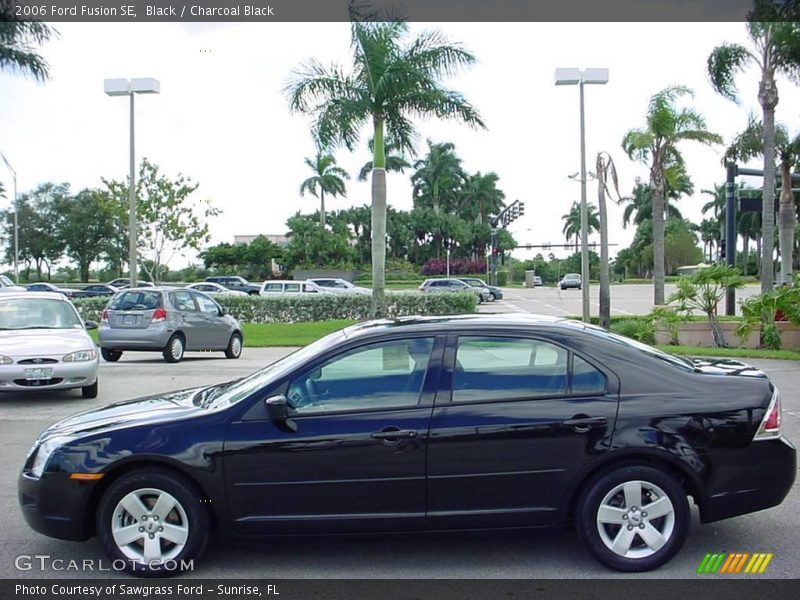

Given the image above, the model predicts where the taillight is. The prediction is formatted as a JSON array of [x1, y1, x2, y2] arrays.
[[151, 307, 167, 323], [100, 309, 108, 322], [418, 286, 425, 291], [754, 389, 782, 441]]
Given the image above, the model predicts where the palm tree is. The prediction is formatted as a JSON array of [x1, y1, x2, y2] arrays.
[[411, 141, 465, 215], [459, 171, 505, 225], [0, 18, 55, 81], [708, 14, 800, 291], [562, 201, 599, 253], [622, 86, 721, 305], [357, 137, 412, 181], [286, 11, 484, 316], [724, 116, 800, 282], [299, 150, 349, 228], [621, 179, 687, 229], [596, 152, 623, 330]]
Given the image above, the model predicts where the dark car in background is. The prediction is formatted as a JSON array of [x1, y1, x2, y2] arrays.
[[419, 278, 492, 302], [107, 278, 154, 290], [97, 287, 243, 363], [458, 276, 503, 301], [18, 315, 794, 576], [559, 273, 582, 290], [26, 282, 88, 298], [205, 276, 261, 296], [80, 284, 118, 297]]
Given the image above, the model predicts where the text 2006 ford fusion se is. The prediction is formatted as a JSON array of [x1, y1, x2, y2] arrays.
[[18, 315, 796, 576]]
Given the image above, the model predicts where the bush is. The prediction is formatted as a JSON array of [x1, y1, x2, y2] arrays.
[[422, 258, 486, 276], [355, 271, 421, 282], [609, 319, 656, 344], [73, 292, 478, 325], [495, 270, 508, 286]]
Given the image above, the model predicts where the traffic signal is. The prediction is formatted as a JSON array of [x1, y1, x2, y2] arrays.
[[518, 202, 525, 216]]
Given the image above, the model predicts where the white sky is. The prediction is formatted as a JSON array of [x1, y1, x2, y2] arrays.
[[2, 21, 800, 269]]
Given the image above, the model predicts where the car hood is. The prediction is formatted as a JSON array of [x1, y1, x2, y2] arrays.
[[0, 285, 26, 292], [0, 328, 94, 357], [38, 386, 209, 442], [689, 357, 767, 378]]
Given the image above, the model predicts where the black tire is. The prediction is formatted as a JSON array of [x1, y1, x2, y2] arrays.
[[81, 379, 98, 399], [576, 465, 690, 572], [96, 468, 210, 577], [163, 334, 185, 363], [561, 286, 566, 290], [490, 293, 497, 302], [101, 348, 122, 362], [224, 332, 243, 359]]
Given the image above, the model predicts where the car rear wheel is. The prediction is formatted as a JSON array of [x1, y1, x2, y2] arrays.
[[163, 335, 184, 363], [96, 469, 209, 577], [101, 348, 122, 362], [81, 379, 98, 399], [224, 333, 243, 359], [576, 465, 689, 572]]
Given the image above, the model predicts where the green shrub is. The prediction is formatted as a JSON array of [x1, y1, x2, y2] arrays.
[[495, 270, 508, 286], [73, 292, 478, 325], [609, 319, 656, 344]]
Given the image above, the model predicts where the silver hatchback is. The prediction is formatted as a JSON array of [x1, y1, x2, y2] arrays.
[[98, 287, 243, 363]]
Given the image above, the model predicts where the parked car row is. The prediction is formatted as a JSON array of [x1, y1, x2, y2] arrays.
[[419, 277, 502, 302]]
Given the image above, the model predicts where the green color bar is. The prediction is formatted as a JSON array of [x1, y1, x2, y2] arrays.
[[697, 553, 714, 574], [710, 553, 727, 573]]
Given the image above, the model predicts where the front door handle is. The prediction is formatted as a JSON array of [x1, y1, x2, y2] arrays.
[[370, 428, 418, 443], [561, 416, 608, 433]]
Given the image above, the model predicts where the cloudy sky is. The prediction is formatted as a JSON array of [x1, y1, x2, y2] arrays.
[[2, 20, 800, 270]]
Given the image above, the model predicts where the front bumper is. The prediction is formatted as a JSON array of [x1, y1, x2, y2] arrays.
[[0, 360, 98, 392], [18, 470, 95, 541], [700, 436, 797, 523]]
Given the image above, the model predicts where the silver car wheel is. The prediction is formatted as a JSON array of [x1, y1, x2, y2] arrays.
[[170, 337, 184, 360], [596, 480, 675, 559], [111, 488, 189, 564], [230, 335, 242, 357]]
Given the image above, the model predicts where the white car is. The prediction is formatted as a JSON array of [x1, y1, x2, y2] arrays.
[[0, 292, 99, 398], [185, 282, 249, 297], [0, 274, 25, 293], [259, 280, 326, 296], [308, 278, 370, 295]]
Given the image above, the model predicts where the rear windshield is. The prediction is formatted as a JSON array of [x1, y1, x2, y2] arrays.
[[0, 298, 83, 330], [109, 291, 162, 310]]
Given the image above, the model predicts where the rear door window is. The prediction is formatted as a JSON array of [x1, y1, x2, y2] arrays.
[[109, 291, 162, 310], [170, 291, 198, 312]]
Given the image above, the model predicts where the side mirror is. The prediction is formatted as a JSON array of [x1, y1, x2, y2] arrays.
[[265, 395, 297, 432], [218, 306, 228, 316], [84, 321, 98, 330]]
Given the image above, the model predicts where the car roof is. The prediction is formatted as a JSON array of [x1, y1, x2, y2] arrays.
[[0, 291, 67, 301], [340, 314, 574, 340]]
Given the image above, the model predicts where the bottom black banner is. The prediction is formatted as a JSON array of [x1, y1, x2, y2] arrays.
[[0, 580, 796, 600]]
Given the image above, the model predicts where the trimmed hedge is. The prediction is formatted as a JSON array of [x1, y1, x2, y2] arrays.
[[72, 292, 478, 324]]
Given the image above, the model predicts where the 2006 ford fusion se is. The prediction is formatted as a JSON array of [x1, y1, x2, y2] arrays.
[[19, 315, 796, 576]]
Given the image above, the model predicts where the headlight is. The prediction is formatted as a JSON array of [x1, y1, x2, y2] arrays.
[[30, 435, 74, 478], [0, 355, 12, 365], [62, 349, 97, 362]]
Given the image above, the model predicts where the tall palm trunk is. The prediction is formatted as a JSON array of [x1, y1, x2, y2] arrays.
[[778, 159, 794, 282], [598, 170, 610, 329], [370, 117, 387, 318], [651, 160, 666, 305], [759, 70, 779, 291], [320, 190, 326, 227]]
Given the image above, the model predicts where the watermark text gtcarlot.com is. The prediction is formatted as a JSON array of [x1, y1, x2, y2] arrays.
[[14, 554, 193, 572]]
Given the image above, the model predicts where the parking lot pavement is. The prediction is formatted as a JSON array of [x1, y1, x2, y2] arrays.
[[1, 348, 798, 579], [479, 283, 765, 318]]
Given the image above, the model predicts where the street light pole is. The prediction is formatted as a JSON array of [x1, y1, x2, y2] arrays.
[[0, 152, 18, 283], [555, 67, 608, 323], [578, 79, 590, 323], [105, 78, 160, 287]]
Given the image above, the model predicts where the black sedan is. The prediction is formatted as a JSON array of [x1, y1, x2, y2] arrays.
[[26, 282, 88, 298], [18, 315, 795, 576], [80, 284, 119, 297]]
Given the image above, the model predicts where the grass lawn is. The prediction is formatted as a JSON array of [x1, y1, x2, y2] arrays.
[[656, 345, 800, 361], [242, 320, 356, 346]]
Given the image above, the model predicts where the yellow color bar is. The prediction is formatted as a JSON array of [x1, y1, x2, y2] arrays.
[[69, 473, 104, 481], [758, 554, 773, 574]]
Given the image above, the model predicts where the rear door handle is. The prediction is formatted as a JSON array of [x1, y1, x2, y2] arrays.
[[371, 428, 418, 443], [561, 416, 608, 432]]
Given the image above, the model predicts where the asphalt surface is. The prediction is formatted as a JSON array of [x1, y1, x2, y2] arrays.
[[1, 338, 798, 580]]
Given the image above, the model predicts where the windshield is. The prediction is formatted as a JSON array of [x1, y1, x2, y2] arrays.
[[207, 329, 347, 408], [0, 298, 84, 330]]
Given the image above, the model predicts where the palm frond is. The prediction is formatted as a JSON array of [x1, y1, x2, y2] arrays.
[[707, 43, 754, 102]]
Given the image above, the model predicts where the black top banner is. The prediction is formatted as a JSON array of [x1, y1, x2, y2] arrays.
[[0, 0, 794, 22]]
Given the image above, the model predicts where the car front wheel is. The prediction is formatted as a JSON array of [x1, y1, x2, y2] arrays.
[[576, 465, 690, 572], [81, 379, 98, 399], [96, 469, 210, 577], [101, 348, 122, 362]]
